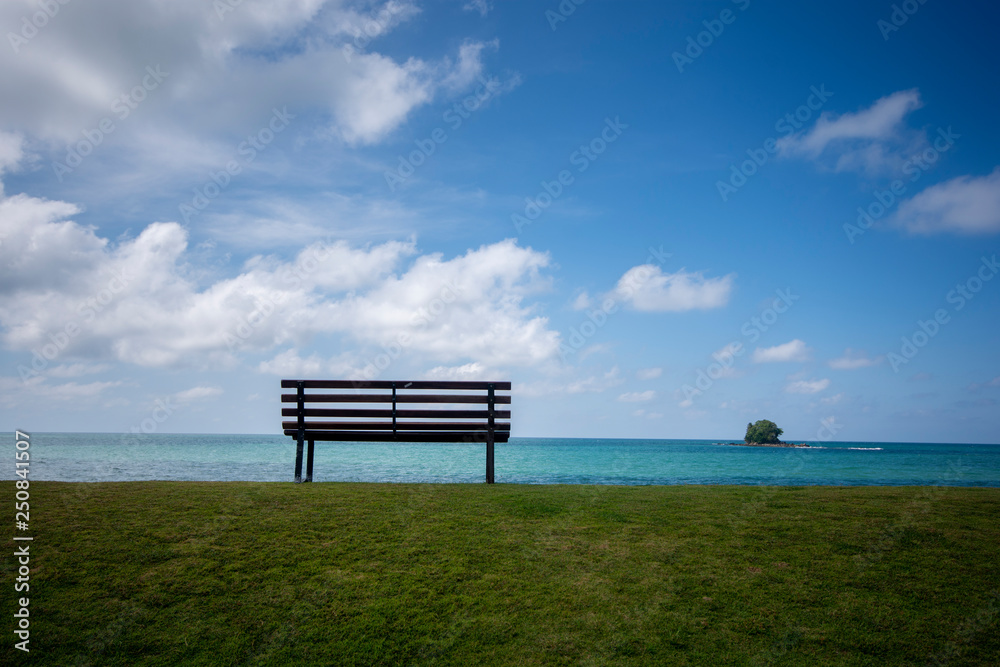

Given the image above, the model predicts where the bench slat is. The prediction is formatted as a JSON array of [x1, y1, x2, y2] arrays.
[[280, 379, 511, 390], [283, 430, 511, 443], [281, 408, 511, 419], [281, 421, 510, 431], [280, 393, 511, 404]]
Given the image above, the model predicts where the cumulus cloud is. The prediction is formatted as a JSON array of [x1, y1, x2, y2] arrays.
[[636, 367, 662, 380], [778, 89, 924, 175], [614, 265, 733, 312], [893, 168, 1000, 235], [259, 349, 326, 377], [324, 0, 420, 41], [752, 339, 810, 363], [0, 131, 26, 183], [829, 349, 882, 370], [0, 0, 504, 158], [786, 378, 830, 395], [0, 183, 561, 373], [258, 349, 365, 377]]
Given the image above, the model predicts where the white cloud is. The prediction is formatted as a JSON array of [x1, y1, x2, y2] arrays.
[[0, 376, 121, 407], [636, 367, 662, 380], [45, 363, 111, 378], [259, 349, 363, 377], [0, 185, 561, 372], [566, 366, 622, 394], [0, 131, 26, 183], [778, 89, 923, 174], [39, 380, 123, 401], [464, 0, 492, 17], [779, 89, 921, 156], [325, 1, 420, 41], [204, 194, 424, 250], [0, 0, 503, 162], [579, 343, 613, 361], [712, 342, 743, 370], [259, 349, 324, 377], [425, 362, 491, 380], [618, 390, 656, 402], [819, 393, 845, 405], [893, 168, 1000, 235], [333, 51, 437, 145], [571, 291, 592, 311], [318, 239, 558, 367], [752, 339, 810, 363], [517, 366, 623, 397], [441, 39, 497, 93], [829, 349, 882, 370], [786, 378, 830, 395], [614, 265, 733, 312]]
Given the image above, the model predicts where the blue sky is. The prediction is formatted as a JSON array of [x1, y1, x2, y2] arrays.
[[1, 0, 998, 443]]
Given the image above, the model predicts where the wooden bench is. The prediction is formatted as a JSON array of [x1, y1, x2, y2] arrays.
[[280, 380, 511, 483]]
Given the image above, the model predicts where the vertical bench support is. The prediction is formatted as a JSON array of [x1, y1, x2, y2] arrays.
[[486, 383, 495, 484], [305, 440, 315, 483], [294, 381, 305, 483], [391, 382, 397, 439]]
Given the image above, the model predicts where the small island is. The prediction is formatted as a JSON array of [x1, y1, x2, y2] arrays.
[[718, 419, 810, 448]]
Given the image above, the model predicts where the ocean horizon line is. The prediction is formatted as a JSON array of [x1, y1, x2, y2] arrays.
[[8, 431, 1000, 447]]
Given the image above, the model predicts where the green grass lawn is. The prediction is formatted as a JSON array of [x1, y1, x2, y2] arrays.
[[3, 482, 999, 666]]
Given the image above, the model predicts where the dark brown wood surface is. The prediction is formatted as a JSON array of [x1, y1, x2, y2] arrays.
[[281, 408, 511, 419], [280, 379, 511, 390], [281, 393, 511, 404], [282, 430, 511, 443]]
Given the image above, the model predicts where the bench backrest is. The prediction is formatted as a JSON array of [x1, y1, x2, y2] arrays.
[[280, 380, 511, 443]]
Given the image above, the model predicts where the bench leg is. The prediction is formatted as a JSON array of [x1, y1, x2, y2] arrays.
[[294, 435, 304, 483], [305, 439, 315, 482], [486, 433, 495, 484]]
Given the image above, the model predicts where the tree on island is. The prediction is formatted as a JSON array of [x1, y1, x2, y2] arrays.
[[745, 420, 784, 445]]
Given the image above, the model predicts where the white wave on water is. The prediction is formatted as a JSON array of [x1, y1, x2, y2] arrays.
[[807, 446, 883, 451]]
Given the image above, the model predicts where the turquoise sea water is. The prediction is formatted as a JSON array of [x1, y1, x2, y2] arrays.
[[5, 433, 999, 486]]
